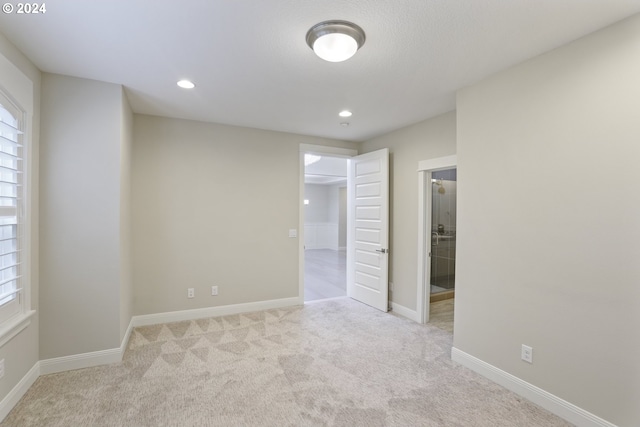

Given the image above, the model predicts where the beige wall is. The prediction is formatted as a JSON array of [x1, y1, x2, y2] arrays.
[[359, 112, 456, 310], [304, 184, 332, 223], [40, 74, 131, 358], [0, 32, 40, 403], [132, 115, 355, 315], [455, 14, 640, 426]]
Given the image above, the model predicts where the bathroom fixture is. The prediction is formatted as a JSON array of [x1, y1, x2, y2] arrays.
[[432, 232, 439, 245], [306, 20, 366, 62]]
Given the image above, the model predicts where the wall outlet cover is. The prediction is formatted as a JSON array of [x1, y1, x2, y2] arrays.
[[521, 344, 533, 363]]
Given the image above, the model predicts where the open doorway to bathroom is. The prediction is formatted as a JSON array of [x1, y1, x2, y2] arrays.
[[303, 154, 348, 301], [417, 156, 456, 327], [427, 167, 456, 332], [430, 168, 457, 303]]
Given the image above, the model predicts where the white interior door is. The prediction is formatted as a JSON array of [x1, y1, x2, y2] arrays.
[[347, 148, 389, 312]]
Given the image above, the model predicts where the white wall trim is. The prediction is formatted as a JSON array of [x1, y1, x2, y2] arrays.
[[0, 310, 35, 348], [132, 297, 300, 327], [451, 347, 618, 427], [390, 302, 420, 322], [40, 347, 122, 375], [418, 155, 457, 172], [0, 361, 39, 422], [119, 317, 134, 357], [39, 317, 135, 376], [299, 144, 357, 158]]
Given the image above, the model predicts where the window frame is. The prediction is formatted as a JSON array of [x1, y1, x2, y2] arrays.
[[0, 52, 35, 347], [0, 92, 24, 324]]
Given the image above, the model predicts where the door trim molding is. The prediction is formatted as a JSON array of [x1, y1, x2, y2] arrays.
[[417, 155, 457, 324], [299, 144, 357, 305]]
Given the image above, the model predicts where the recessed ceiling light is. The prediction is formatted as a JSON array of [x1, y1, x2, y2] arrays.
[[177, 80, 195, 89], [339, 110, 352, 118]]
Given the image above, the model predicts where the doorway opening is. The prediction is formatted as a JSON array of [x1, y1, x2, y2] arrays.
[[416, 155, 457, 324], [299, 145, 389, 312], [303, 154, 348, 302], [429, 168, 457, 303]]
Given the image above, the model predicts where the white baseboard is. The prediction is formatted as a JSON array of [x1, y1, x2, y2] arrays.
[[39, 347, 122, 375], [390, 302, 420, 322], [0, 362, 39, 421], [132, 297, 300, 327], [40, 317, 135, 376], [119, 317, 134, 357], [451, 347, 618, 427]]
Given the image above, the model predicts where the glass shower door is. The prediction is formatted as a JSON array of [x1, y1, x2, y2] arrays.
[[430, 169, 456, 298]]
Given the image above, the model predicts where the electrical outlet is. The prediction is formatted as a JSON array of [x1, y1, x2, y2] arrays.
[[0, 359, 4, 379], [211, 286, 218, 296], [521, 344, 533, 364], [187, 288, 194, 299]]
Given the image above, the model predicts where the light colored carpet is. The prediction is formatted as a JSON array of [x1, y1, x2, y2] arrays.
[[2, 298, 572, 426]]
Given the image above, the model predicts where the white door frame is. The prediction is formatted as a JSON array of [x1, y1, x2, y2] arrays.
[[416, 155, 457, 323], [299, 144, 357, 305]]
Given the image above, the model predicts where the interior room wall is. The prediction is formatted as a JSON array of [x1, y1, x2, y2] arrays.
[[359, 111, 456, 311], [304, 184, 331, 223], [40, 74, 130, 359], [338, 187, 347, 249], [455, 14, 640, 426], [132, 115, 356, 315], [327, 184, 340, 225], [0, 32, 40, 404]]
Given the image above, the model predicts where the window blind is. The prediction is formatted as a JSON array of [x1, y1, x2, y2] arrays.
[[0, 92, 23, 323]]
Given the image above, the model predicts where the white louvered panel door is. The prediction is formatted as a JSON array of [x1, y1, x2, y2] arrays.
[[347, 148, 389, 312]]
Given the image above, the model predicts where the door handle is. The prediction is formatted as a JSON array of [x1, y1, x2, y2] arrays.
[[375, 248, 388, 254]]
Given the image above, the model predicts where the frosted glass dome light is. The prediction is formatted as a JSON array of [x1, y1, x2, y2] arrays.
[[306, 21, 366, 63]]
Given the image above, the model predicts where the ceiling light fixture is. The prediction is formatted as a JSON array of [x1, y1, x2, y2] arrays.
[[177, 80, 195, 89], [306, 20, 366, 63], [339, 110, 352, 117]]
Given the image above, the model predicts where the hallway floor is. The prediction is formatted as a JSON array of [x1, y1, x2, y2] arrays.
[[304, 249, 346, 301], [428, 298, 454, 333]]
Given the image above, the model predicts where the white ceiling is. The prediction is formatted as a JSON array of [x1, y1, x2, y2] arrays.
[[1, 1, 639, 142], [305, 156, 347, 185]]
